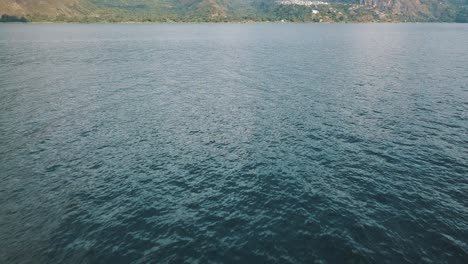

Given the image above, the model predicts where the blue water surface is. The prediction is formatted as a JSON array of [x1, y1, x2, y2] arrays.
[[0, 23, 467, 263]]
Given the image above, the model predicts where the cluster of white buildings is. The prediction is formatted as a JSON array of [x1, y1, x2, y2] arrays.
[[278, 0, 330, 6]]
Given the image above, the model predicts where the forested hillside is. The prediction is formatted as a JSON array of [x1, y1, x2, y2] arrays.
[[0, 0, 467, 22]]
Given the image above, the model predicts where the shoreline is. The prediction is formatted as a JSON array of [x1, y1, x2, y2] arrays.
[[1, 21, 467, 25]]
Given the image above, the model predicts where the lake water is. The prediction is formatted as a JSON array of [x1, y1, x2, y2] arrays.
[[0, 23, 467, 263]]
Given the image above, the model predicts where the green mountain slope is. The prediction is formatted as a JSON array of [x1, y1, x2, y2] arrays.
[[0, 0, 467, 22]]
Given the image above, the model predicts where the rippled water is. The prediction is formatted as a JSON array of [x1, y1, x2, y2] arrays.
[[0, 24, 467, 263]]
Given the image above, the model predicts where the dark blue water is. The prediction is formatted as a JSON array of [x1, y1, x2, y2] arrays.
[[0, 24, 467, 263]]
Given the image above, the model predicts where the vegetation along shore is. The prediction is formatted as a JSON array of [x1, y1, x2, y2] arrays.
[[0, 0, 467, 23]]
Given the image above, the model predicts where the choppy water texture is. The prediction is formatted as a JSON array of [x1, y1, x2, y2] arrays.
[[0, 23, 467, 264]]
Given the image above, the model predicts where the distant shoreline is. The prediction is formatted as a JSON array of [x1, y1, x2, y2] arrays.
[[1, 21, 468, 24], [2, 12, 468, 24]]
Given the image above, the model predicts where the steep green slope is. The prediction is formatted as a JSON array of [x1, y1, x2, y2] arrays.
[[0, 0, 467, 22]]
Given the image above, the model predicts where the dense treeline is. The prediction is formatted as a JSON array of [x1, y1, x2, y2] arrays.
[[0, 15, 28, 22], [455, 7, 468, 22]]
